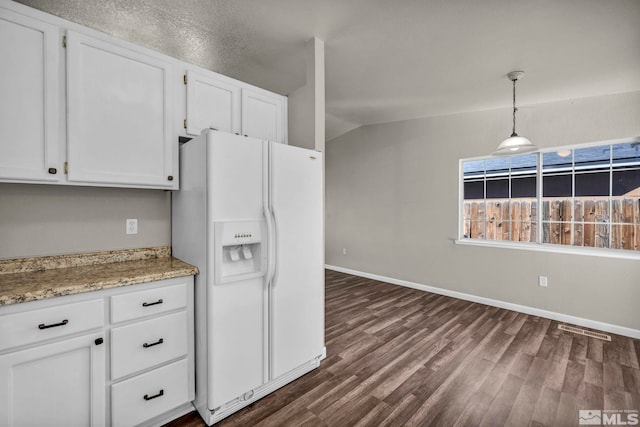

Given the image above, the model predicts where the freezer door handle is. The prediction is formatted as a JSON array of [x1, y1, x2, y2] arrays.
[[264, 205, 276, 286]]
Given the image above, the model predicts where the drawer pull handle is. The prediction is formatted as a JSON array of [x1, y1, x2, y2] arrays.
[[38, 319, 69, 330], [143, 338, 164, 348], [142, 299, 163, 307], [143, 389, 164, 401]]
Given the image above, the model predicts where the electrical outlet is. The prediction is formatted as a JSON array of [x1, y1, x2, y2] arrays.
[[342, 248, 347, 255], [538, 275, 548, 287], [126, 218, 138, 235]]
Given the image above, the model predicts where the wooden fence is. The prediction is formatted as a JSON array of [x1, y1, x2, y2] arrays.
[[463, 197, 640, 251]]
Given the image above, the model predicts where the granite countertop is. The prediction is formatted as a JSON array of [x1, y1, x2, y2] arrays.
[[0, 247, 198, 306]]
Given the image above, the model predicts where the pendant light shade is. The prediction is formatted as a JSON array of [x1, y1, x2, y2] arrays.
[[494, 135, 536, 155], [493, 71, 537, 156]]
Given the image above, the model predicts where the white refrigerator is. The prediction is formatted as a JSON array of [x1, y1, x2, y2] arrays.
[[172, 130, 325, 425]]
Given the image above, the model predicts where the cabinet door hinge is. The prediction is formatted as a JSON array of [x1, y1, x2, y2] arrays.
[[62, 35, 67, 48], [183, 119, 187, 129], [183, 74, 188, 85], [64, 162, 68, 174]]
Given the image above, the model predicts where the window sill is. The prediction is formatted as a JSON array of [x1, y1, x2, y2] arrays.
[[453, 238, 640, 260]]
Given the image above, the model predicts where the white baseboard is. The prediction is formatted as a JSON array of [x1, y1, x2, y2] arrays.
[[325, 264, 640, 340]]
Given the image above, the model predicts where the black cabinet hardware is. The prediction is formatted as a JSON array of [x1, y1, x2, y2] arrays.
[[38, 319, 68, 329], [95, 337, 104, 345], [142, 338, 164, 348], [48, 167, 57, 174], [142, 299, 163, 307], [143, 389, 164, 401]]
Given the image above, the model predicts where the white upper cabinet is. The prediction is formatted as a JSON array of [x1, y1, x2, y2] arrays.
[[181, 65, 287, 144], [242, 88, 286, 144], [0, 9, 60, 182], [66, 31, 177, 188], [184, 69, 240, 136], [0, 2, 288, 189]]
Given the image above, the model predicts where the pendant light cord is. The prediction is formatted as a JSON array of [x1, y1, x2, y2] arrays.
[[511, 78, 517, 137]]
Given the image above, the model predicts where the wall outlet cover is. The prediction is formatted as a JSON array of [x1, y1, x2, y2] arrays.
[[538, 275, 548, 287], [126, 218, 138, 235]]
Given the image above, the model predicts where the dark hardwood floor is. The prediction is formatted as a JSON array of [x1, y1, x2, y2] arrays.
[[165, 270, 640, 427]]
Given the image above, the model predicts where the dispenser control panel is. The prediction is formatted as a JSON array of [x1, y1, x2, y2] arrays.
[[234, 232, 254, 241], [217, 221, 261, 246]]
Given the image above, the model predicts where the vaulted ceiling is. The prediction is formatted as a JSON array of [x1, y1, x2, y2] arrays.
[[17, 0, 640, 140]]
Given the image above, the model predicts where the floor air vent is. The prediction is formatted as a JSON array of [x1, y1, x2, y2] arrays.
[[558, 324, 611, 341]]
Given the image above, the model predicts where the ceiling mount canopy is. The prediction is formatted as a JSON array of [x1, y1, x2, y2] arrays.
[[493, 71, 538, 156]]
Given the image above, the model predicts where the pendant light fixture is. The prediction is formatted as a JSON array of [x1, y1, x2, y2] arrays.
[[493, 71, 537, 156]]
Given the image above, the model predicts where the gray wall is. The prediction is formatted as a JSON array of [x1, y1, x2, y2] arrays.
[[288, 38, 325, 152], [289, 81, 314, 150], [0, 184, 171, 259], [326, 91, 640, 331]]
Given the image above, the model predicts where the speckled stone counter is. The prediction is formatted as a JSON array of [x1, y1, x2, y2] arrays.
[[0, 247, 198, 306]]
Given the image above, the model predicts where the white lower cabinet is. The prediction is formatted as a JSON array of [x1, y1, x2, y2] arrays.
[[109, 280, 193, 427], [0, 276, 194, 427], [111, 358, 189, 427], [111, 311, 188, 380], [108, 278, 194, 427], [0, 332, 106, 427], [0, 298, 104, 351]]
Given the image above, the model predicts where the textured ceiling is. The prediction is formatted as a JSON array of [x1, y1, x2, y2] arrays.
[[15, 0, 640, 141]]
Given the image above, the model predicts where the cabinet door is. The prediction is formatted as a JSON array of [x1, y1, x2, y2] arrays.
[[66, 31, 176, 188], [241, 88, 285, 143], [0, 8, 60, 182], [185, 69, 240, 136], [0, 332, 106, 427]]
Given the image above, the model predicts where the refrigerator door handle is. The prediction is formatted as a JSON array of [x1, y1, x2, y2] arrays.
[[269, 206, 278, 286], [263, 141, 277, 287]]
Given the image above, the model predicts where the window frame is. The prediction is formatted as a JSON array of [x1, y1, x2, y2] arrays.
[[456, 136, 640, 260]]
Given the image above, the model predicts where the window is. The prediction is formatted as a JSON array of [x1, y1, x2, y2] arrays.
[[460, 138, 640, 254]]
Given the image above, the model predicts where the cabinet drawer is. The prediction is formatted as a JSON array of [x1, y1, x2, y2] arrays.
[[111, 358, 189, 427], [0, 299, 104, 352], [111, 311, 188, 379], [110, 282, 187, 323]]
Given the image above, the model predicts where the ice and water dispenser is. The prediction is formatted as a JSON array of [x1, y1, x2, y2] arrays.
[[213, 221, 266, 284]]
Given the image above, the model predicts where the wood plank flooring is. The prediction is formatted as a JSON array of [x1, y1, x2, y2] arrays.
[[165, 270, 640, 427]]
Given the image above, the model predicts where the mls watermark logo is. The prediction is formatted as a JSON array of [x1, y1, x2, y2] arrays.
[[579, 409, 639, 425], [580, 410, 602, 425]]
